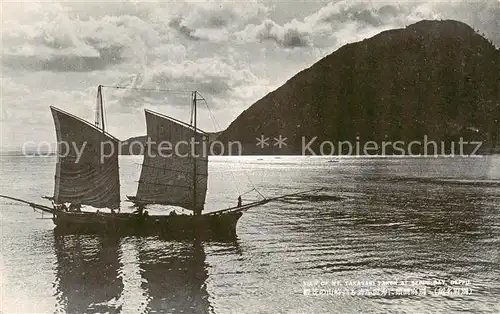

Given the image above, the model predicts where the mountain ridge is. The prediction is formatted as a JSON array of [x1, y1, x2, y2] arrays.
[[216, 19, 500, 155]]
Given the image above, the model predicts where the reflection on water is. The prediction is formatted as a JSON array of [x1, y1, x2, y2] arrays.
[[53, 234, 217, 314], [1, 156, 499, 313], [53, 235, 124, 313], [137, 239, 211, 313]]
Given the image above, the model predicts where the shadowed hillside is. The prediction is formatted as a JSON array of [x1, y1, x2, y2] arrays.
[[217, 20, 500, 155]]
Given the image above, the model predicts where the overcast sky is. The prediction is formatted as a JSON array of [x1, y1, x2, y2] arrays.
[[1, 0, 499, 150]]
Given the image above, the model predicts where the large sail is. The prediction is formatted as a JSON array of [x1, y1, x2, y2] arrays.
[[136, 109, 208, 212], [51, 106, 120, 209]]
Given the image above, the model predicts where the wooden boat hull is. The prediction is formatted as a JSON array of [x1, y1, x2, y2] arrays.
[[1, 188, 322, 239], [52, 210, 243, 239]]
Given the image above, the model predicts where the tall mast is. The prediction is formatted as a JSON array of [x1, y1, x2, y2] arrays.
[[96, 85, 106, 134], [192, 91, 199, 215], [95, 87, 101, 129], [100, 85, 105, 134]]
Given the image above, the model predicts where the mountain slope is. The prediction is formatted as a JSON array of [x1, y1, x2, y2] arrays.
[[217, 20, 500, 155]]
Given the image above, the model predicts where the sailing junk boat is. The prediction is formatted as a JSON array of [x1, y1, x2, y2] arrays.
[[131, 106, 209, 215], [0, 86, 321, 238]]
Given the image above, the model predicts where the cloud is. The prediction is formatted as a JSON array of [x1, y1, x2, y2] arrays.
[[166, 2, 269, 42], [238, 19, 311, 48], [237, 0, 500, 49], [1, 1, 271, 72], [168, 17, 202, 41], [302, 1, 419, 28], [1, 0, 498, 149], [1, 2, 162, 72], [3, 46, 125, 72], [429, 0, 500, 46], [106, 56, 266, 111], [237, 1, 413, 49], [0, 76, 101, 148]]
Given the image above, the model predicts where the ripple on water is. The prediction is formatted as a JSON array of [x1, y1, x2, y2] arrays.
[[0, 156, 499, 313]]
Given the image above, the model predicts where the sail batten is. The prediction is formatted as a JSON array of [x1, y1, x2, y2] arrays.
[[140, 163, 209, 174], [51, 106, 120, 209], [135, 110, 208, 212], [138, 181, 196, 189]]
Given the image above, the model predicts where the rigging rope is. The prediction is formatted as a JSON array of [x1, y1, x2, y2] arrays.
[[101, 85, 195, 94], [197, 93, 266, 200], [240, 188, 256, 196], [195, 94, 244, 197], [99, 86, 266, 200]]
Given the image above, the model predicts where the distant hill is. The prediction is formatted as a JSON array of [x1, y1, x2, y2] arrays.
[[120, 132, 222, 155], [216, 20, 500, 155]]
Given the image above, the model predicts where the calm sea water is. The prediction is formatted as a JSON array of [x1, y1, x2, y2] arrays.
[[0, 155, 499, 314]]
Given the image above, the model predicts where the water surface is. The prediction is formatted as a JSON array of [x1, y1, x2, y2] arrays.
[[1, 156, 499, 313]]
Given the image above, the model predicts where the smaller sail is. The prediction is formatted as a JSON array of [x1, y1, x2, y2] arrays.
[[51, 106, 121, 209], [136, 110, 208, 212]]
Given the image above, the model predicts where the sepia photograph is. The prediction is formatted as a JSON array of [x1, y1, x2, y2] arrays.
[[0, 0, 499, 313]]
